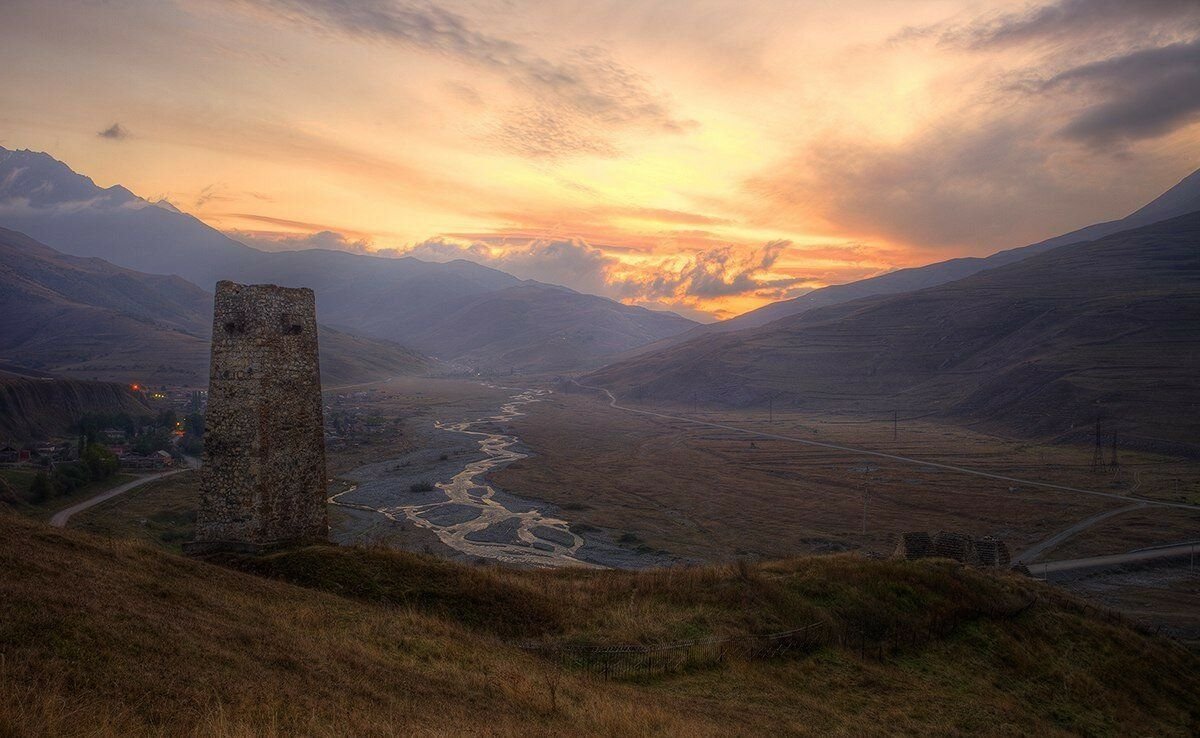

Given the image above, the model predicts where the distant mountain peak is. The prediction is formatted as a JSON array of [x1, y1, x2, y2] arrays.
[[0, 145, 138, 209]]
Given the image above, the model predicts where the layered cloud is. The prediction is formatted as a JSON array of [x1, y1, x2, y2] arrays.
[[4, 0, 1198, 319], [231, 227, 816, 319], [745, 0, 1200, 251], [1036, 39, 1200, 146], [227, 228, 371, 253], [228, 0, 692, 158]]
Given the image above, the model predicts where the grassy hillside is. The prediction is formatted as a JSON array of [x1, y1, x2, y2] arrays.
[[0, 375, 151, 441], [589, 212, 1200, 444], [0, 227, 430, 387], [2, 511, 1197, 736]]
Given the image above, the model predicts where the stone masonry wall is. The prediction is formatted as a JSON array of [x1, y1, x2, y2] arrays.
[[190, 280, 328, 550], [893, 531, 1012, 569]]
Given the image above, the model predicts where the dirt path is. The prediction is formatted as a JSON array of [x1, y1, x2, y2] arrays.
[[1013, 503, 1149, 564], [50, 456, 199, 528], [1038, 542, 1200, 577]]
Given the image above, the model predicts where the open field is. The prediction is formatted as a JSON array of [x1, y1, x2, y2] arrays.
[[2, 468, 138, 522], [70, 470, 201, 552], [493, 390, 1200, 562], [4, 511, 1199, 736]]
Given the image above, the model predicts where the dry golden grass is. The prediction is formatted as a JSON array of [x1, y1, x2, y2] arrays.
[[69, 470, 201, 551], [4, 510, 1198, 736], [492, 392, 1200, 560]]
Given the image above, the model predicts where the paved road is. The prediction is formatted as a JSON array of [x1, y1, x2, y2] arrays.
[[573, 382, 1200, 513], [1037, 542, 1200, 576], [1014, 503, 1148, 564], [50, 457, 198, 528]]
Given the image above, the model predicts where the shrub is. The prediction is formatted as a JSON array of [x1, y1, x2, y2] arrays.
[[82, 444, 118, 480], [29, 471, 53, 503], [409, 480, 436, 493]]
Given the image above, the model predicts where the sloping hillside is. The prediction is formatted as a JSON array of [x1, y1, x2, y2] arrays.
[[624, 166, 1200, 357], [0, 148, 697, 372], [0, 228, 429, 386], [2, 511, 1197, 735], [588, 212, 1200, 443], [0, 376, 151, 441]]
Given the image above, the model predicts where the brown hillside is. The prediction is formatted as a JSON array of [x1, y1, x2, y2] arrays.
[[2, 511, 1198, 735], [588, 212, 1200, 444]]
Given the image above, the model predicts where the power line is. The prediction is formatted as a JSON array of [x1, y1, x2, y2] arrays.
[[1091, 415, 1104, 473]]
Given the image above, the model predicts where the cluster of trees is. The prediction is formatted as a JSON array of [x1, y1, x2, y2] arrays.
[[28, 443, 119, 503], [73, 410, 205, 457], [179, 412, 204, 456]]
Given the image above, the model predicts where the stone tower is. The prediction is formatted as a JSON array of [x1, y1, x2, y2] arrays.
[[187, 281, 328, 553]]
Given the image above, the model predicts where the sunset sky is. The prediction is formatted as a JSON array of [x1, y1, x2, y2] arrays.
[[2, 0, 1198, 320]]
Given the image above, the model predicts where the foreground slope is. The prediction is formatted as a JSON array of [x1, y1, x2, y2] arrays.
[[588, 212, 1200, 443], [0, 148, 697, 371], [0, 228, 428, 386], [2, 511, 1198, 736]]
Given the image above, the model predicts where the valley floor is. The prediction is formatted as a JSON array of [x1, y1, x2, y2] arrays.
[[63, 376, 1200, 638]]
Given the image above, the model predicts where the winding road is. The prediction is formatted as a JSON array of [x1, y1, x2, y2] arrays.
[[1036, 541, 1199, 577], [1013, 503, 1148, 564], [50, 456, 199, 528]]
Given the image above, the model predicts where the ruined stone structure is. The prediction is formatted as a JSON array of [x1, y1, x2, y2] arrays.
[[186, 281, 328, 553], [892, 532, 933, 560], [893, 531, 1012, 570], [973, 536, 1012, 568]]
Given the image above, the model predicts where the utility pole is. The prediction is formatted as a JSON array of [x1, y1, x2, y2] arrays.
[[1091, 415, 1104, 472], [862, 482, 870, 535], [852, 464, 876, 536]]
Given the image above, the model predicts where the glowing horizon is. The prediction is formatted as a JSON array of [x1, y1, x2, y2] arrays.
[[2, 0, 1198, 320]]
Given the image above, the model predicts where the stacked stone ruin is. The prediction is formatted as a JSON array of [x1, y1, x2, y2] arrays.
[[185, 281, 329, 554], [892, 531, 1012, 569]]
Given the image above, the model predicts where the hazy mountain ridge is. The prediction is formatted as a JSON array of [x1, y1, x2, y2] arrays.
[[0, 228, 428, 386], [0, 148, 698, 372], [587, 211, 1200, 444], [405, 282, 697, 371]]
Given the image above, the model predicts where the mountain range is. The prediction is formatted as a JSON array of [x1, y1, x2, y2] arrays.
[[587, 210, 1200, 445], [0, 227, 427, 387], [619, 168, 1200, 359], [0, 147, 696, 373], [4, 145, 1199, 447]]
